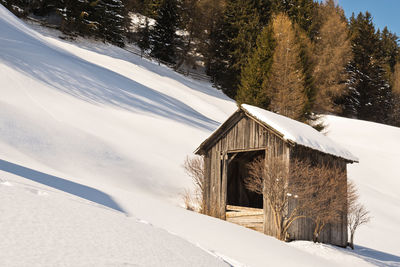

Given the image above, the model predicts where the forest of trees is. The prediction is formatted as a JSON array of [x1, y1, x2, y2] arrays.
[[0, 0, 130, 46], [3, 0, 400, 127]]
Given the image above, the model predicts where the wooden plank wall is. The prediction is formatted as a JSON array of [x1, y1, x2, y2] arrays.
[[288, 146, 348, 247], [263, 134, 290, 238]]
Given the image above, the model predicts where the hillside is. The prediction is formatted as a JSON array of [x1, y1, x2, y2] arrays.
[[0, 5, 399, 266]]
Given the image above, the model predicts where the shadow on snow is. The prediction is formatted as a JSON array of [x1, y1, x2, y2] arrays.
[[330, 244, 400, 267], [0, 16, 219, 131], [0, 159, 126, 213], [350, 245, 400, 267]]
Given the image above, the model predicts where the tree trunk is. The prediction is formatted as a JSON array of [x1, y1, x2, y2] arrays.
[[349, 231, 355, 250], [313, 221, 320, 243], [313, 230, 319, 243]]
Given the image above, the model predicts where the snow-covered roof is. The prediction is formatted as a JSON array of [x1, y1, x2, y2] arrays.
[[241, 104, 358, 162]]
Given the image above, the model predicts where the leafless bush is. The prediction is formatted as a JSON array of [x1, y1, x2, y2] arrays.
[[182, 189, 196, 211], [245, 156, 348, 242], [305, 164, 347, 243], [244, 156, 315, 241], [347, 180, 371, 249], [183, 155, 205, 213]]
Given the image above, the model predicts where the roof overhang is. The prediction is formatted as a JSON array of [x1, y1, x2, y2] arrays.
[[195, 105, 358, 164]]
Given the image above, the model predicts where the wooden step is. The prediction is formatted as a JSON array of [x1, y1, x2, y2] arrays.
[[225, 205, 264, 233]]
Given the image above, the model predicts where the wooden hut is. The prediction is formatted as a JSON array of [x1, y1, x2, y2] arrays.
[[195, 104, 358, 247]]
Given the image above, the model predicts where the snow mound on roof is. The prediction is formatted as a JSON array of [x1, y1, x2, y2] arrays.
[[241, 104, 358, 162]]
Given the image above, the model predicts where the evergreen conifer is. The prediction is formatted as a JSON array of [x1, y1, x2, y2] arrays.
[[208, 0, 262, 98], [150, 0, 180, 64], [342, 12, 392, 123], [137, 17, 151, 53], [236, 26, 275, 108]]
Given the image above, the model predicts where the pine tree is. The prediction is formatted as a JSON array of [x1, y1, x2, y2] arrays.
[[60, 0, 91, 34], [312, 0, 352, 113], [236, 26, 275, 107], [342, 12, 392, 123], [31, 0, 59, 16], [266, 13, 307, 120], [390, 63, 400, 126], [196, 0, 225, 78], [207, 0, 262, 98], [150, 0, 180, 64], [175, 0, 203, 70], [144, 0, 162, 18], [273, 0, 317, 38], [378, 27, 399, 73], [255, 0, 274, 25], [99, 0, 126, 46], [377, 28, 399, 125], [296, 26, 316, 120], [84, 0, 126, 46], [137, 17, 151, 54]]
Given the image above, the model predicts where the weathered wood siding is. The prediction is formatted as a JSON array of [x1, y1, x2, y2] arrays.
[[203, 112, 285, 219], [263, 135, 290, 237], [287, 146, 348, 247], [201, 110, 348, 247]]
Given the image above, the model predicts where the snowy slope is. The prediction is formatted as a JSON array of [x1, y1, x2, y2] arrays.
[[0, 5, 399, 266], [0, 174, 229, 267], [325, 116, 400, 257]]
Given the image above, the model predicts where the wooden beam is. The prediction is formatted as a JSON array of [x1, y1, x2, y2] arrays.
[[226, 205, 263, 213], [227, 147, 267, 154], [220, 153, 228, 220], [228, 153, 238, 164], [226, 211, 264, 218]]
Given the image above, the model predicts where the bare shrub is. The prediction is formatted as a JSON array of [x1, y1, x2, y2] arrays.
[[347, 180, 371, 249], [183, 155, 205, 213], [244, 156, 315, 241], [245, 156, 348, 242], [305, 164, 347, 243], [182, 189, 196, 211]]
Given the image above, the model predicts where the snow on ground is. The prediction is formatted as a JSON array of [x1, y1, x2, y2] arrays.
[[0, 174, 229, 267], [0, 4, 399, 266], [289, 241, 400, 267], [324, 116, 400, 258], [129, 12, 156, 32]]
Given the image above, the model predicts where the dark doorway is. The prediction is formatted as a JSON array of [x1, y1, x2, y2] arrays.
[[226, 150, 264, 209]]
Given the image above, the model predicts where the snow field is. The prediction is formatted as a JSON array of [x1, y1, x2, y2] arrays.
[[0, 4, 399, 266]]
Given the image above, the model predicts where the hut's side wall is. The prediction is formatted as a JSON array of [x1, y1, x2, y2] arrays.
[[288, 146, 348, 247]]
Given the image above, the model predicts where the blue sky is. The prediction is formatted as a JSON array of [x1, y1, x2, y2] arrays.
[[336, 0, 400, 35]]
